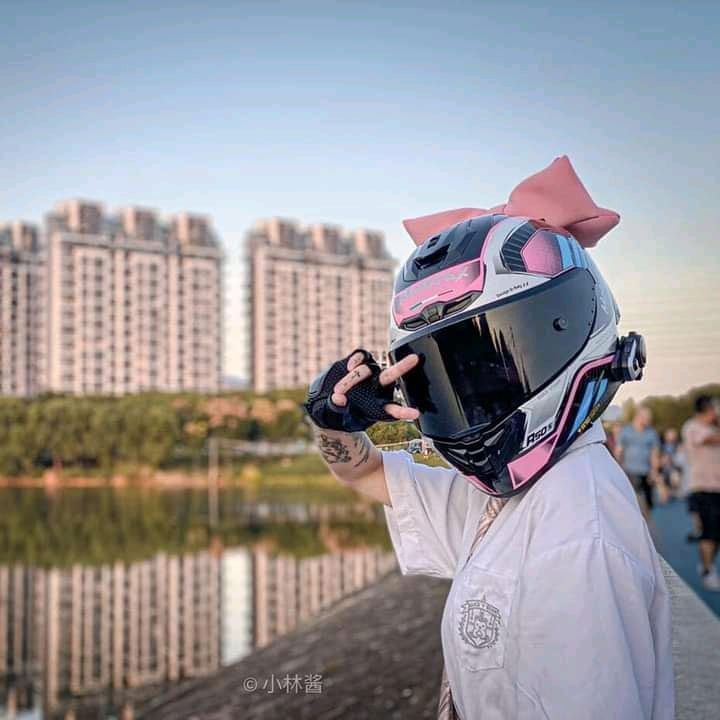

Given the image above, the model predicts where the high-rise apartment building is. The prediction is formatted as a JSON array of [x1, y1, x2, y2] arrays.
[[45, 200, 223, 394], [246, 218, 396, 392], [0, 222, 44, 396]]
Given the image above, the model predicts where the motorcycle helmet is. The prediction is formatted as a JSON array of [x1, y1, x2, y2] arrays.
[[389, 214, 646, 497]]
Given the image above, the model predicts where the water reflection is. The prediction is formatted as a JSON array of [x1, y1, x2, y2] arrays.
[[0, 489, 395, 719]]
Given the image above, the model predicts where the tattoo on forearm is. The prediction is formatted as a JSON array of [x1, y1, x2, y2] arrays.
[[352, 434, 371, 467], [317, 432, 373, 467], [318, 433, 352, 464]]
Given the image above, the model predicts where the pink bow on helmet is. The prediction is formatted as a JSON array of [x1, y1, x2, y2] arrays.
[[402, 155, 619, 248]]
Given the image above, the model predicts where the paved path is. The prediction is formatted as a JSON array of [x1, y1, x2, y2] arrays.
[[653, 498, 720, 616]]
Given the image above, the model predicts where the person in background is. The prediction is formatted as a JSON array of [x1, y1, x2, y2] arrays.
[[681, 395, 720, 591], [615, 406, 662, 523], [660, 428, 681, 501], [682, 451, 703, 542], [674, 441, 692, 500]]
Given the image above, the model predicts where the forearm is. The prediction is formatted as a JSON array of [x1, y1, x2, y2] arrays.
[[312, 425, 390, 505], [304, 349, 419, 506]]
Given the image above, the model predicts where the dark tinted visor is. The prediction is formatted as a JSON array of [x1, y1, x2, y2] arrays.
[[390, 270, 596, 438]]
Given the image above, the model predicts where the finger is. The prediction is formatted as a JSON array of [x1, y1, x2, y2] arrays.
[[346, 351, 366, 372], [379, 354, 420, 386], [330, 391, 348, 407], [383, 403, 420, 421], [333, 364, 372, 396]]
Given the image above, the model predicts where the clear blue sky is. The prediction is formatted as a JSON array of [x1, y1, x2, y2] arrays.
[[2, 0, 718, 400]]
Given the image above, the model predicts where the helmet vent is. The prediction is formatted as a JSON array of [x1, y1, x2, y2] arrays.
[[399, 292, 479, 331], [402, 316, 427, 331], [501, 222, 535, 272], [442, 293, 475, 316], [397, 216, 498, 289], [414, 243, 449, 269]]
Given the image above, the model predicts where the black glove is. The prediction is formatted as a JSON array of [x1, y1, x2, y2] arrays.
[[304, 349, 396, 432]]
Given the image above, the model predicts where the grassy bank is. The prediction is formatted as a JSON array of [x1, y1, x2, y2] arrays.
[[0, 446, 446, 495]]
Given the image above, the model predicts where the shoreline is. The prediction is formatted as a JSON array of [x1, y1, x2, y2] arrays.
[[0, 458, 339, 490], [0, 472, 234, 489]]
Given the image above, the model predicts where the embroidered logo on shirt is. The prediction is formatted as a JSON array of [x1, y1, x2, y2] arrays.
[[458, 596, 502, 649]]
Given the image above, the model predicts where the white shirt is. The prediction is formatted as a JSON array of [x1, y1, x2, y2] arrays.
[[383, 423, 674, 720]]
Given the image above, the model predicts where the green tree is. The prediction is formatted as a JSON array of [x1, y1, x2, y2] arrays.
[[262, 408, 305, 441], [114, 397, 180, 467], [0, 398, 31, 475], [29, 398, 95, 469], [367, 421, 420, 446]]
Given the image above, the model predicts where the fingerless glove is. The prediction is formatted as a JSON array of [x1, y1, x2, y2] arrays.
[[303, 349, 395, 432]]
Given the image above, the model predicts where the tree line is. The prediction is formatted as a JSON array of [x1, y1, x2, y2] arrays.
[[620, 383, 720, 433], [0, 382, 714, 477], [0, 390, 309, 476]]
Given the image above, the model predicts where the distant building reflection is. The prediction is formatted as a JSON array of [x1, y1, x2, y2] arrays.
[[0, 551, 221, 718], [0, 545, 395, 718], [252, 548, 397, 648]]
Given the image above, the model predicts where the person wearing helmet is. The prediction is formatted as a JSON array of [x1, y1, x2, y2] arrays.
[[304, 158, 674, 720]]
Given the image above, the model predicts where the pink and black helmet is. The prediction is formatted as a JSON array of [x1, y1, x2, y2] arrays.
[[389, 214, 646, 497]]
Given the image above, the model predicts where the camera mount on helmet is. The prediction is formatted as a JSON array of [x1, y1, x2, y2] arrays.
[[610, 332, 646, 382]]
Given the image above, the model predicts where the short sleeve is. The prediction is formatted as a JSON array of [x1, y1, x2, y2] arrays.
[[515, 539, 671, 719], [683, 422, 711, 448], [382, 450, 471, 579]]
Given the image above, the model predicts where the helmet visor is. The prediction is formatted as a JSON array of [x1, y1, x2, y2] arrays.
[[390, 269, 597, 438]]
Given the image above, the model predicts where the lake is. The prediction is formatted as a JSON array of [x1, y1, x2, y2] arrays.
[[0, 486, 396, 720]]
